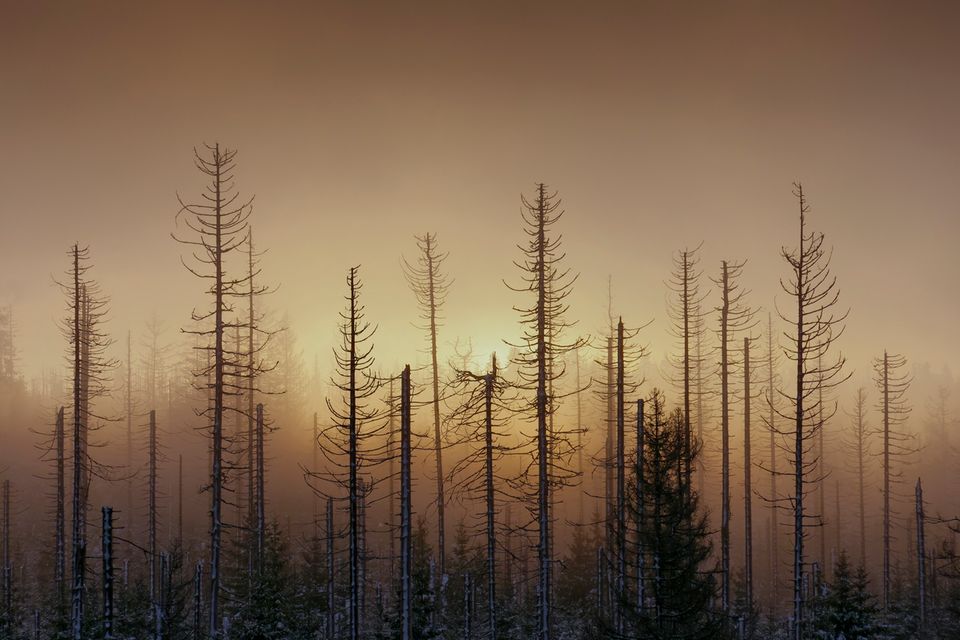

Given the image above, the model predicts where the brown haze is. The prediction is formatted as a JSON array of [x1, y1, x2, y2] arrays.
[[1, 1, 960, 634], [3, 1, 959, 379]]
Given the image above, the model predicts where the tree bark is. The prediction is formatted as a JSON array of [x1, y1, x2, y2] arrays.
[[484, 357, 497, 640], [615, 319, 626, 633], [400, 365, 412, 640], [635, 398, 645, 613], [148, 409, 158, 632], [743, 337, 753, 610], [719, 262, 731, 618], [101, 507, 114, 640]]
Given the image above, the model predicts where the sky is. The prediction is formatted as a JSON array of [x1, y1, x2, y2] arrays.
[[1, 0, 959, 388]]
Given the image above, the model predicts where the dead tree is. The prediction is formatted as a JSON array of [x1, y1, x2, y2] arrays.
[[242, 229, 274, 578], [125, 332, 135, 537], [325, 497, 335, 640], [816, 354, 829, 578], [255, 403, 265, 572], [193, 562, 202, 640], [481, 363, 498, 640], [762, 313, 781, 602], [2, 479, 10, 623], [448, 353, 513, 640], [693, 316, 712, 501], [574, 347, 586, 523], [311, 267, 382, 640], [148, 410, 159, 623], [101, 506, 114, 640], [400, 365, 412, 640], [56, 406, 66, 607], [774, 183, 848, 640], [178, 454, 183, 544], [615, 322, 627, 633], [667, 245, 707, 493], [605, 293, 614, 554], [843, 388, 870, 569], [743, 336, 754, 611], [506, 183, 583, 640], [386, 382, 397, 587], [402, 233, 451, 576], [713, 258, 754, 619], [58, 245, 115, 640], [232, 325, 245, 579], [173, 143, 254, 637], [39, 406, 68, 610], [313, 412, 321, 560], [915, 478, 926, 631], [873, 350, 913, 609], [634, 397, 645, 613], [591, 279, 617, 558], [608, 318, 645, 631]]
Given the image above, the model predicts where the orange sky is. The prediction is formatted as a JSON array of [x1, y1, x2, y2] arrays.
[[1, 1, 958, 386]]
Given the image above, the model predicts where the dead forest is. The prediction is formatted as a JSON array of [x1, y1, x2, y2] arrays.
[[0, 145, 958, 640]]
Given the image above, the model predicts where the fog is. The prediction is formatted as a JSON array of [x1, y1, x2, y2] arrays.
[[1, 2, 959, 638]]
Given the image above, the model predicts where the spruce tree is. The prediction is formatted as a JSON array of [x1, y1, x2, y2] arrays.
[[626, 389, 723, 639], [810, 553, 880, 640]]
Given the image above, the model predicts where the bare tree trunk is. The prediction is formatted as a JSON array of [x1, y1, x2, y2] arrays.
[[765, 315, 779, 598], [719, 262, 731, 618], [576, 348, 584, 524], [178, 454, 183, 544], [536, 210, 551, 640], [256, 403, 265, 573], [126, 333, 134, 539], [359, 478, 367, 632], [2, 479, 10, 618], [347, 282, 360, 640], [681, 253, 692, 491], [743, 337, 753, 611], [233, 326, 245, 582], [882, 352, 890, 610], [102, 507, 114, 640], [780, 184, 851, 639], [615, 319, 626, 634], [834, 480, 841, 569], [400, 365, 412, 640], [326, 498, 335, 640], [387, 383, 396, 588], [635, 398, 645, 613], [208, 148, 226, 639], [193, 562, 202, 640], [403, 235, 449, 577], [650, 398, 664, 631], [56, 407, 66, 607], [854, 389, 867, 570], [148, 409, 158, 631], [915, 478, 926, 632], [424, 238, 446, 579], [157, 552, 169, 639], [818, 376, 827, 578], [605, 334, 614, 553], [695, 328, 705, 500], [313, 412, 321, 555], [70, 247, 85, 640], [463, 572, 473, 640], [484, 357, 497, 640], [596, 546, 606, 620], [792, 282, 804, 640], [246, 233, 257, 586], [510, 184, 578, 640]]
